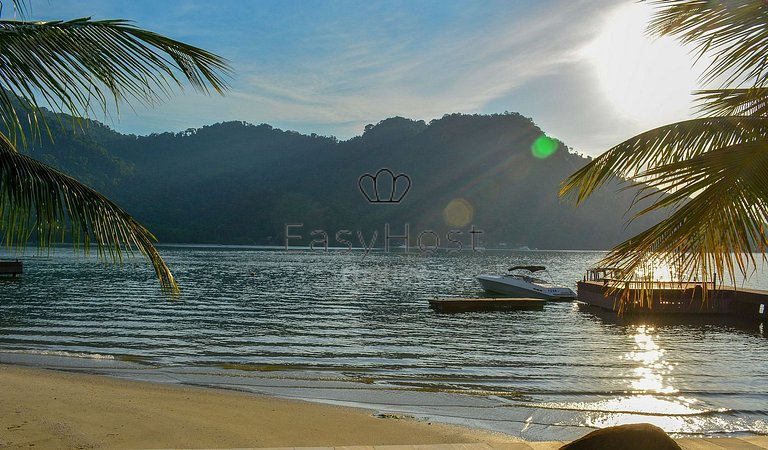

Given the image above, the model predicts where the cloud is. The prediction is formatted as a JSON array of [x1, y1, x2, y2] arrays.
[[203, 0, 620, 137], [28, 0, 668, 155]]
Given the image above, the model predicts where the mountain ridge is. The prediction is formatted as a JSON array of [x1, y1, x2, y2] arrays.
[[19, 111, 657, 250]]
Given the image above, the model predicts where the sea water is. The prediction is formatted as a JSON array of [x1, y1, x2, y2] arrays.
[[0, 246, 766, 440]]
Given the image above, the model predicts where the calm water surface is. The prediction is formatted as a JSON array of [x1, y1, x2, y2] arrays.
[[0, 247, 766, 440]]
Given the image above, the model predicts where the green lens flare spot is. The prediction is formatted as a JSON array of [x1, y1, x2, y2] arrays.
[[531, 135, 558, 159]]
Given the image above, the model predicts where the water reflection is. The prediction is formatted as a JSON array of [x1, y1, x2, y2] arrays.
[[2, 248, 768, 439], [626, 325, 676, 394], [582, 400, 705, 435], [582, 325, 705, 433]]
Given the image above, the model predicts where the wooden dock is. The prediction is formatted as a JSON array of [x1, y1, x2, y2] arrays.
[[429, 297, 545, 313], [577, 277, 768, 321], [0, 260, 22, 277]]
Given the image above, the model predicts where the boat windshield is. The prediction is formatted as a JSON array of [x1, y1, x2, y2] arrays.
[[506, 266, 556, 286], [507, 273, 551, 286]]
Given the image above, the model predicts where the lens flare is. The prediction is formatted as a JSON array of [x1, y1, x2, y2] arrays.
[[443, 198, 473, 227], [531, 135, 558, 159]]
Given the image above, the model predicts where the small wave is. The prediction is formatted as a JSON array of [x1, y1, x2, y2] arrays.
[[532, 405, 725, 417], [0, 349, 116, 360], [526, 396, 722, 417]]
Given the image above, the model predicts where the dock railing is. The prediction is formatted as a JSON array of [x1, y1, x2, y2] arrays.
[[579, 268, 768, 318], [597, 279, 718, 291], [584, 268, 718, 290]]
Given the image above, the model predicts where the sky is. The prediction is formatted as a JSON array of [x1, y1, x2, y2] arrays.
[[24, 0, 708, 157]]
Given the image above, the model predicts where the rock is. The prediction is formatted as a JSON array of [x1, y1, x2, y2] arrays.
[[559, 423, 682, 450]]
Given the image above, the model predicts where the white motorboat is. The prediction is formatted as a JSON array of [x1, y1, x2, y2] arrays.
[[476, 265, 576, 301]]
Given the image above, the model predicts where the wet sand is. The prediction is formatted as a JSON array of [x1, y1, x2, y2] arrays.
[[0, 364, 518, 449]]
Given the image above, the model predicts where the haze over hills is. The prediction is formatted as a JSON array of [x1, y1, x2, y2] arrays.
[[22, 112, 661, 250]]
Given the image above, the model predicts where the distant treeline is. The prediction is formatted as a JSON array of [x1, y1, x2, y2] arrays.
[[18, 111, 659, 249]]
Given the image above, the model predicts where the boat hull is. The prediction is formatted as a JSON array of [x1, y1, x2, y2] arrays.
[[477, 275, 576, 301]]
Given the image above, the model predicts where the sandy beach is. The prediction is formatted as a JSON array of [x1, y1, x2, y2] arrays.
[[0, 364, 519, 449]]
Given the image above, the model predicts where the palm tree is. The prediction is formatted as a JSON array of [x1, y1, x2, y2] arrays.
[[560, 0, 768, 306], [0, 2, 230, 294]]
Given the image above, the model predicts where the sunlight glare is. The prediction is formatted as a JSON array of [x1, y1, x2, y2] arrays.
[[625, 325, 677, 394], [581, 396, 705, 433], [584, 3, 698, 123]]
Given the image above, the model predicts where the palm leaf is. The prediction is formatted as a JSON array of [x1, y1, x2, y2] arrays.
[[694, 88, 768, 116], [646, 0, 768, 88], [562, 1, 768, 311], [598, 140, 768, 292], [0, 13, 231, 294], [559, 116, 768, 204], [1, 1, 30, 19], [560, 118, 768, 306], [0, 132, 178, 293], [0, 17, 231, 144]]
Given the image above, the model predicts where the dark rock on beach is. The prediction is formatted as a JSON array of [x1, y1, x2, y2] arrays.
[[559, 423, 682, 450]]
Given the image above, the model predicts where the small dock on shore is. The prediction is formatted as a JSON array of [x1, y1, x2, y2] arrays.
[[0, 260, 22, 277], [429, 297, 544, 313], [578, 268, 768, 321]]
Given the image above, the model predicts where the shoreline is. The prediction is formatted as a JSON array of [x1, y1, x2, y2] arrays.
[[4, 248, 768, 442], [3, 351, 768, 443], [0, 351, 590, 441], [3, 363, 768, 450], [0, 363, 519, 449]]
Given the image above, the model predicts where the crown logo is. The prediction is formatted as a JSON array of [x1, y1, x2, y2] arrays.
[[358, 168, 411, 204]]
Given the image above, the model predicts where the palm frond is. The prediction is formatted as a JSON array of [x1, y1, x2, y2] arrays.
[[0, 17, 231, 143], [599, 139, 768, 289], [559, 116, 768, 204], [694, 88, 768, 117], [0, 14, 232, 293], [0, 132, 178, 294], [1, 1, 30, 19], [565, 1, 768, 311], [646, 0, 768, 87]]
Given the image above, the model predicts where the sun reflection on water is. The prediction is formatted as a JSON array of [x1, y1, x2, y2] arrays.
[[580, 325, 708, 432], [626, 325, 677, 394], [546, 324, 718, 434]]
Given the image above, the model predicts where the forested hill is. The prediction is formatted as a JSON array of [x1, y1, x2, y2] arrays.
[[21, 112, 660, 249]]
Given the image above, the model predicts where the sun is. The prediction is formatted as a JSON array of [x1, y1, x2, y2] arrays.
[[584, 3, 700, 124]]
